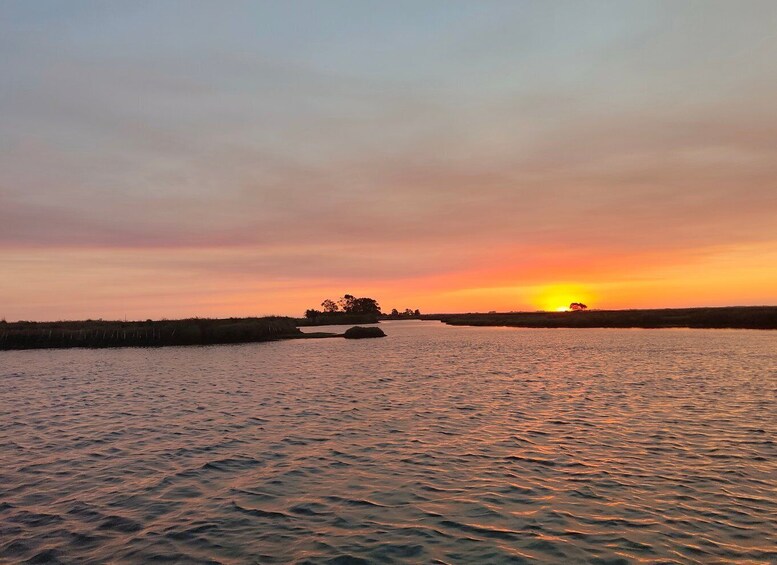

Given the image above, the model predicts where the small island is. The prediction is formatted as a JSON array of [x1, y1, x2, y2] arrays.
[[343, 326, 386, 339]]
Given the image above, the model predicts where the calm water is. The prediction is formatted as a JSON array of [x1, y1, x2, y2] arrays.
[[1, 321, 775, 564]]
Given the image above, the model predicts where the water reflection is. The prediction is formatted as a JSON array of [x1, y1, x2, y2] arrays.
[[1, 321, 775, 563]]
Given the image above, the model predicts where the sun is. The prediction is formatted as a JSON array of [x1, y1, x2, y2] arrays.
[[532, 284, 594, 312]]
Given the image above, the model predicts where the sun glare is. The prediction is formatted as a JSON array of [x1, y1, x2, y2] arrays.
[[533, 284, 594, 312]]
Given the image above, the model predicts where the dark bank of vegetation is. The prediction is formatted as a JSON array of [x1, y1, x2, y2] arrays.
[[300, 294, 382, 326], [0, 317, 328, 351], [343, 326, 386, 339], [428, 306, 777, 330]]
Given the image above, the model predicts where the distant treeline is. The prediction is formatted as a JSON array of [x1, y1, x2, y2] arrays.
[[428, 306, 777, 330], [0, 317, 304, 350], [384, 308, 422, 319]]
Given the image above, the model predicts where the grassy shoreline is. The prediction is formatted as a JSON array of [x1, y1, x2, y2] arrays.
[[0, 317, 338, 351], [426, 306, 777, 330]]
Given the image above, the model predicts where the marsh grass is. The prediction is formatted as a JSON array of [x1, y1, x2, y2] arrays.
[[0, 317, 304, 350]]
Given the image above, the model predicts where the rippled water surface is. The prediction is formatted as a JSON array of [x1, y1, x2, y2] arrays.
[[1, 321, 776, 564]]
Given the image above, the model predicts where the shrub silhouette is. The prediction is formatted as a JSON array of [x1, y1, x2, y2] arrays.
[[343, 326, 386, 339]]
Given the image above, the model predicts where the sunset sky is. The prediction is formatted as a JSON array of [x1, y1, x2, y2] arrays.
[[2, 1, 777, 321]]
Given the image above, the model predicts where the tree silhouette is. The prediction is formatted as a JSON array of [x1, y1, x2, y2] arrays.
[[349, 297, 381, 314], [386, 307, 422, 318], [338, 294, 355, 312], [310, 294, 382, 316]]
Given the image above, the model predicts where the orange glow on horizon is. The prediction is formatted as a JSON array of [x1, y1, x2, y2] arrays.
[[1, 241, 777, 321], [532, 284, 595, 313]]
